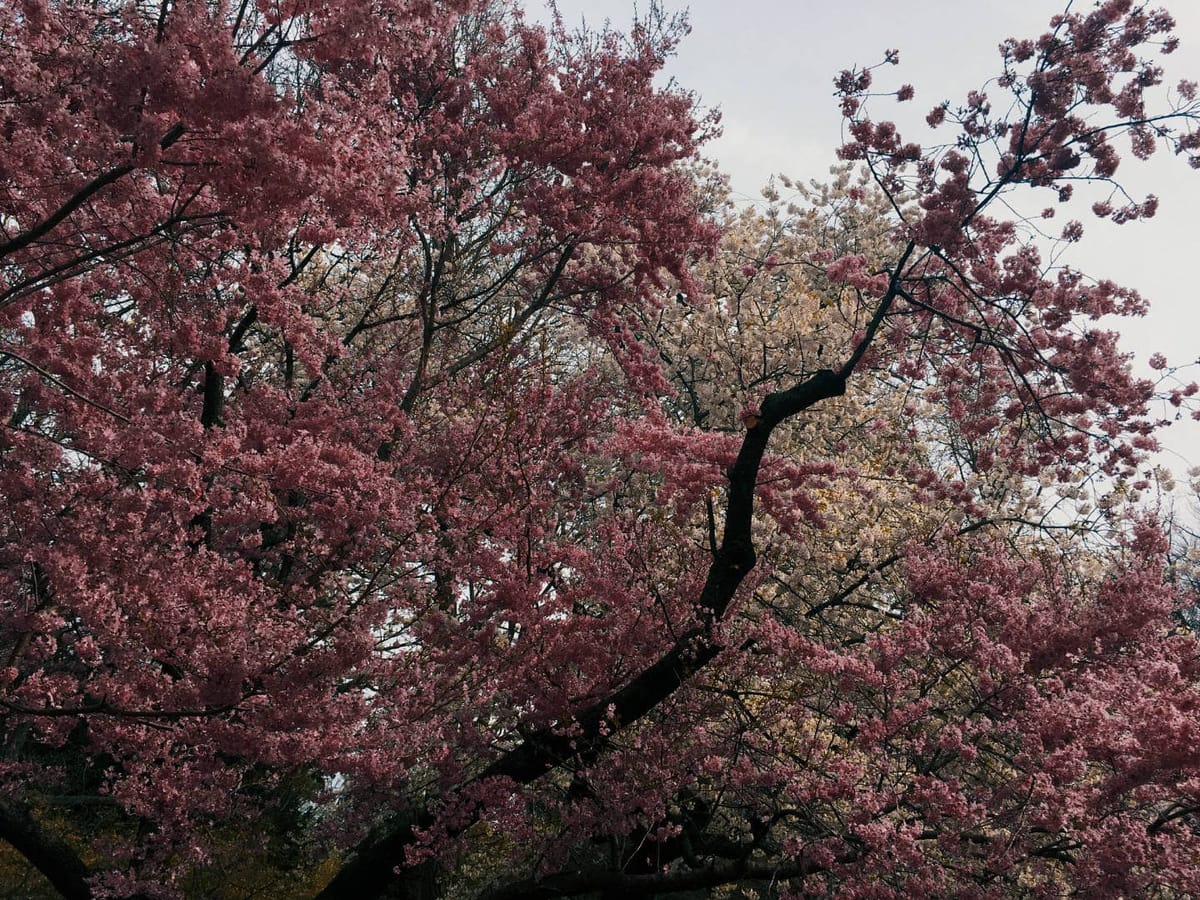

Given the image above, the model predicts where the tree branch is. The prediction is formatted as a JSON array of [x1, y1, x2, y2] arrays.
[[316, 362, 852, 899], [0, 124, 183, 260], [0, 797, 93, 900]]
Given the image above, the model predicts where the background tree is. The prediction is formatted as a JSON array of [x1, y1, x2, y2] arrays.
[[2, 1, 1200, 899]]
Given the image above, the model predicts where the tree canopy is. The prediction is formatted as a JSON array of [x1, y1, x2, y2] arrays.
[[2, 1, 1200, 897]]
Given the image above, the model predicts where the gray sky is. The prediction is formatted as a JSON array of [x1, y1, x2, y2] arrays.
[[547, 0, 1200, 489]]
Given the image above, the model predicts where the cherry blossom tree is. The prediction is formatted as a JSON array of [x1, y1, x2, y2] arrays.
[[2, 0, 1200, 898]]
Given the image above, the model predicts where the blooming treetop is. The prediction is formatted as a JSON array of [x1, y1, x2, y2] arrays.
[[1, 1, 1199, 898]]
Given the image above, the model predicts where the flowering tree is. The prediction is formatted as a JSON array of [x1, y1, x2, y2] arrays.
[[2, 0, 1200, 898]]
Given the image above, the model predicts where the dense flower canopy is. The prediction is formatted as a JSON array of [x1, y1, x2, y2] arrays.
[[1, 0, 1200, 898]]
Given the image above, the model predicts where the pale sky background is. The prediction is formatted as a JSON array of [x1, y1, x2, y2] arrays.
[[545, 0, 1200, 493]]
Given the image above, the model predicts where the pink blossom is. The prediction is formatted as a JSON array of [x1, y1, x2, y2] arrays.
[[1, 1, 1199, 895]]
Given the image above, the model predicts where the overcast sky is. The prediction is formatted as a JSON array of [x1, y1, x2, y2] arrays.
[[546, 0, 1200, 489]]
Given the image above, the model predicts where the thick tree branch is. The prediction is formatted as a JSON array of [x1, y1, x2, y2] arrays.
[[0, 797, 93, 900], [317, 361, 855, 899], [0, 164, 134, 260], [200, 361, 224, 429], [0, 124, 183, 261]]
